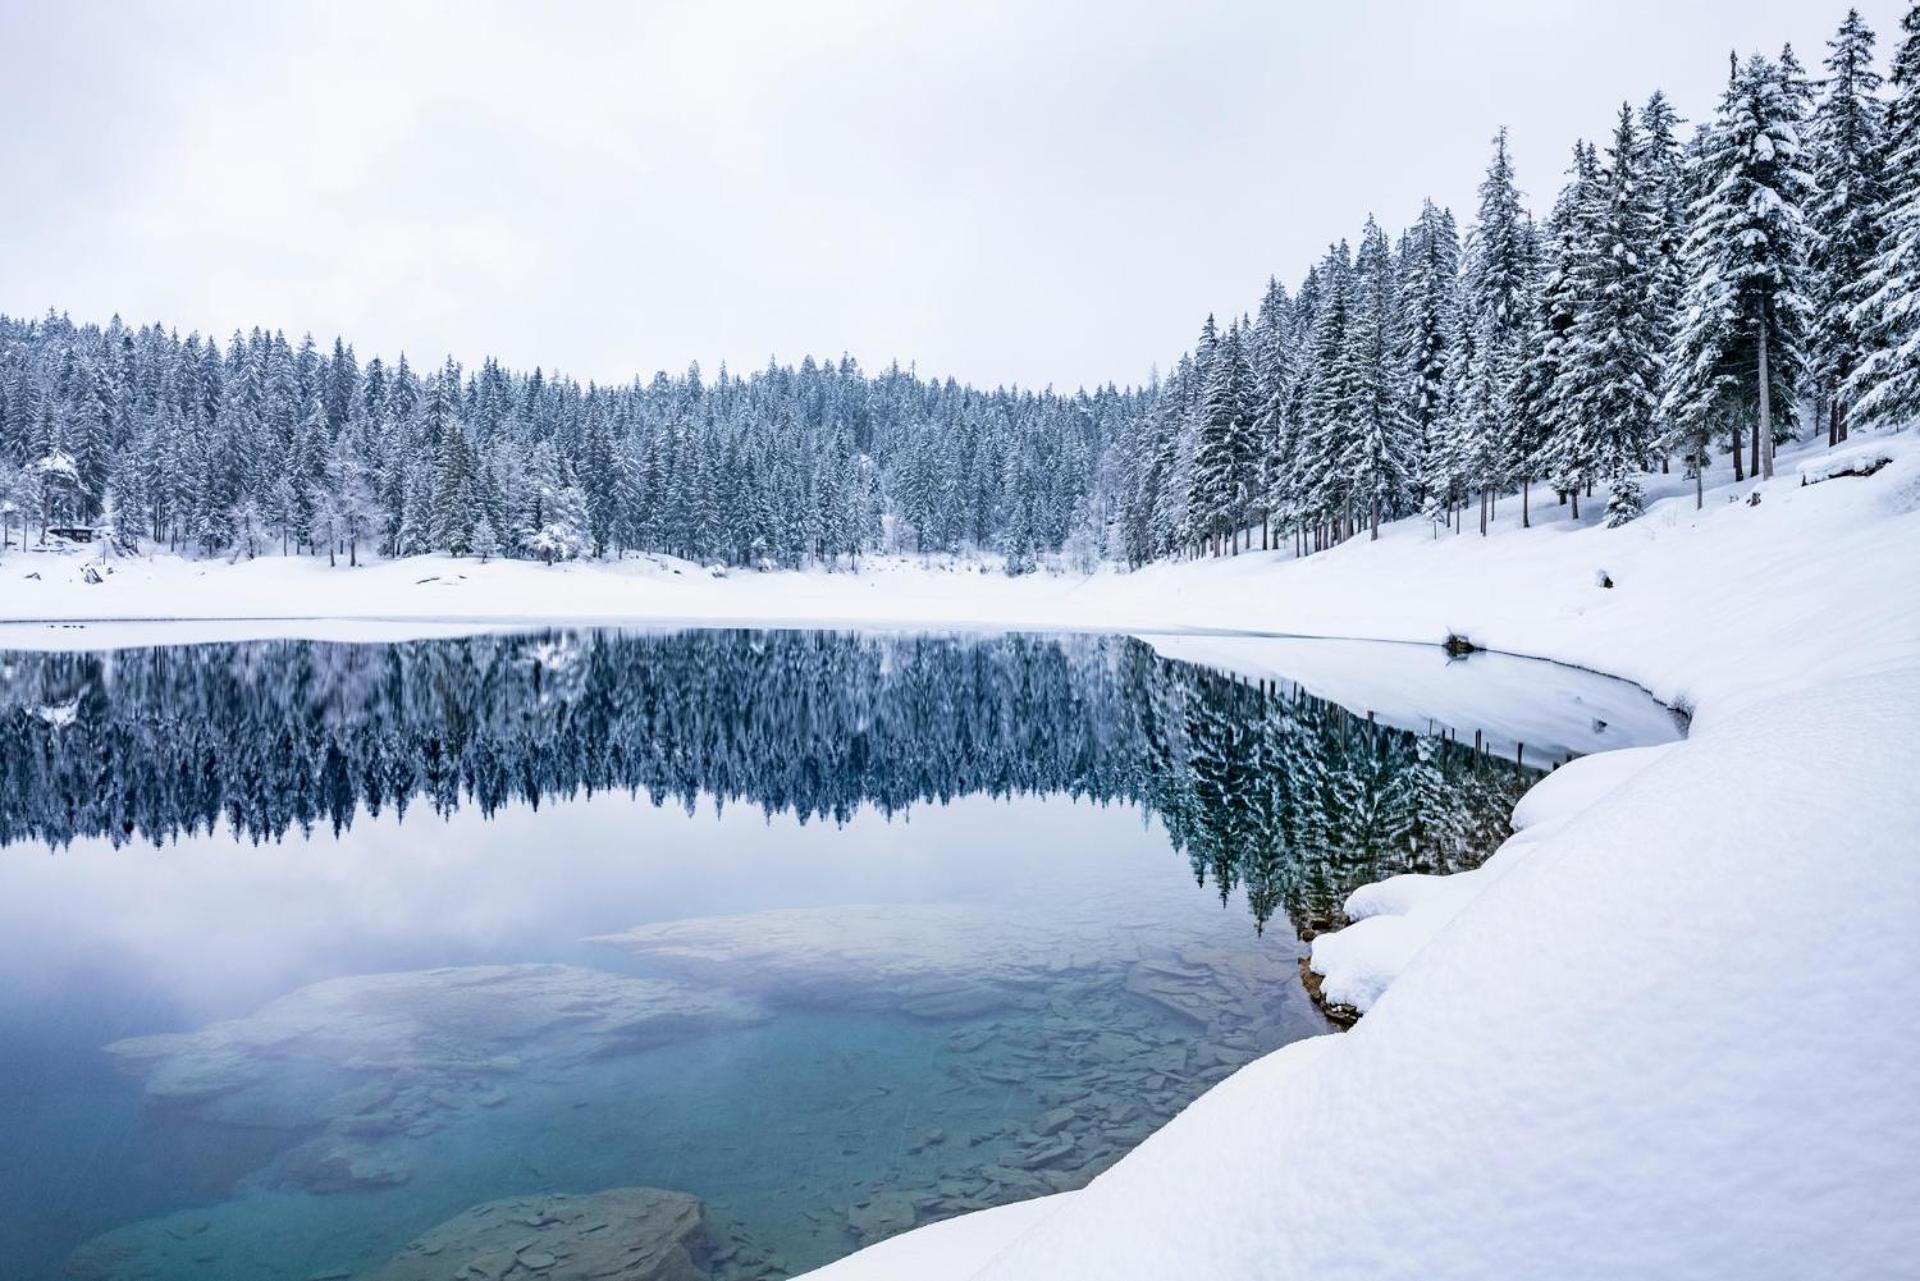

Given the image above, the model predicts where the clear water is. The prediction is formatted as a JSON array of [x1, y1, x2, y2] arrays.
[[0, 628, 1680, 1280]]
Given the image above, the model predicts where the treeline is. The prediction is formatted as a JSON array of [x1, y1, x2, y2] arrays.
[[1, 5, 1911, 572], [1114, 6, 1920, 561], [0, 629, 1528, 933], [0, 322, 1133, 570]]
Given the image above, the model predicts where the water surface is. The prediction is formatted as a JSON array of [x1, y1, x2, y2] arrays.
[[0, 627, 1680, 1280]]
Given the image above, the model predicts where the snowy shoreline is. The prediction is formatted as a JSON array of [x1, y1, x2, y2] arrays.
[[6, 435, 1920, 1278]]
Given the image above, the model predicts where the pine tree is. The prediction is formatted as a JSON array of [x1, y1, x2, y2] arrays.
[[1397, 200, 1460, 508], [1557, 106, 1664, 524], [428, 424, 474, 554], [1340, 216, 1415, 537], [1638, 90, 1689, 455], [471, 512, 500, 563], [1847, 1, 1920, 428], [1296, 243, 1354, 546], [1453, 128, 1538, 532], [1663, 53, 1815, 485], [1809, 10, 1886, 445], [1190, 315, 1255, 554]]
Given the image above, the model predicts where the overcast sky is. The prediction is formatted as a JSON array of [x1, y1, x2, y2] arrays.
[[0, 0, 1907, 390]]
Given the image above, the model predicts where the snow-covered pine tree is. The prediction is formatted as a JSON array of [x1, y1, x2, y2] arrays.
[[1467, 129, 1534, 341], [1339, 216, 1416, 538], [1513, 143, 1596, 523], [1396, 199, 1460, 511], [1638, 90, 1689, 460], [1558, 107, 1664, 525], [1809, 10, 1886, 445], [471, 511, 499, 563], [1847, 1, 1920, 429], [1662, 52, 1815, 485], [1247, 279, 1297, 549], [1455, 128, 1537, 533], [1190, 314, 1252, 555], [1296, 243, 1356, 549], [428, 420, 474, 554]]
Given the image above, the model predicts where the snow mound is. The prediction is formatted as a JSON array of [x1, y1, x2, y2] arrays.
[[1312, 741, 1679, 1013]]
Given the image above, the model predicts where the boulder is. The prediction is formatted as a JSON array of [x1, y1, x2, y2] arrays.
[[363, 1188, 709, 1281]]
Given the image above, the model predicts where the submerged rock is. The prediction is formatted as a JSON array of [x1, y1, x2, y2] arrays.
[[105, 963, 765, 1132], [275, 1133, 413, 1193], [363, 1188, 709, 1281], [845, 1192, 917, 1241]]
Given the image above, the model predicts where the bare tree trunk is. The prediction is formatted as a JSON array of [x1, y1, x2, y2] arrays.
[[1758, 309, 1775, 481], [1571, 487, 1580, 521], [1731, 424, 1744, 482], [1522, 476, 1531, 529], [1478, 487, 1488, 537], [1695, 462, 1703, 510]]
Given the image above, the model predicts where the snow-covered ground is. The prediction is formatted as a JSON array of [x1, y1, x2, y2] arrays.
[[6, 434, 1920, 1278]]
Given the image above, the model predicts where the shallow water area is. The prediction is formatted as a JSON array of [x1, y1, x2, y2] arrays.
[[0, 626, 1680, 1280]]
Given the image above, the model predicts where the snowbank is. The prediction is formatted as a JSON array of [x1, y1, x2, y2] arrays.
[[1310, 741, 1679, 1014]]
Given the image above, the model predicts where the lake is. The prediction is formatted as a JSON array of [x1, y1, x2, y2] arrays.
[[0, 627, 1682, 1281]]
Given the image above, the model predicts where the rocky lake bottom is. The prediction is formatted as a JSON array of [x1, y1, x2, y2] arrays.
[[54, 894, 1324, 1281]]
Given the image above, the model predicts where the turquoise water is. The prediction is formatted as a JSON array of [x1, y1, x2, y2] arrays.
[[0, 628, 1680, 1280]]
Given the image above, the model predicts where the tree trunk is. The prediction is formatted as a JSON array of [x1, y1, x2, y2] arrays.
[[1478, 487, 1488, 537], [1731, 424, 1744, 482], [1370, 494, 1380, 541], [1570, 487, 1580, 521], [1522, 476, 1531, 529], [1758, 308, 1775, 481], [1695, 462, 1703, 510]]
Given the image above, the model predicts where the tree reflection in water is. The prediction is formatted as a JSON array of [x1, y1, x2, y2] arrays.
[[0, 629, 1531, 935]]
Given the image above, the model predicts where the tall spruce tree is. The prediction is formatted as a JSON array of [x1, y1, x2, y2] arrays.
[[1558, 107, 1664, 524], [1397, 199, 1460, 511], [1809, 10, 1886, 445], [1848, 1, 1920, 428], [1340, 216, 1416, 537], [1663, 53, 1815, 484]]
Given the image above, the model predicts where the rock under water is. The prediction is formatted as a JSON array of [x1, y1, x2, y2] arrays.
[[362, 1188, 711, 1281]]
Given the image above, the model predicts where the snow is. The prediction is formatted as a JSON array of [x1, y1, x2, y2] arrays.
[[1311, 741, 1681, 1014], [5, 433, 1920, 1280], [791, 1197, 1071, 1281], [1142, 635, 1681, 771]]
